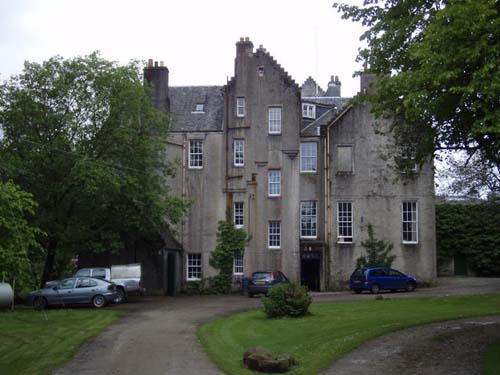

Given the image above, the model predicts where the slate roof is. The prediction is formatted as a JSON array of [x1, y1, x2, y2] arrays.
[[169, 86, 224, 132]]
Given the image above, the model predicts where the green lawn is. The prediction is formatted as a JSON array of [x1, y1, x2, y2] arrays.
[[482, 340, 500, 375], [198, 294, 500, 375], [0, 308, 121, 375]]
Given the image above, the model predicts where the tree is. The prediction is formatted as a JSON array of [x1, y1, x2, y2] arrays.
[[208, 210, 249, 294], [439, 152, 500, 197], [0, 181, 42, 288], [333, 1, 500, 170], [0, 53, 188, 285], [356, 223, 395, 268]]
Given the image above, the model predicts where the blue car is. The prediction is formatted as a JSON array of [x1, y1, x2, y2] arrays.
[[349, 267, 417, 294]]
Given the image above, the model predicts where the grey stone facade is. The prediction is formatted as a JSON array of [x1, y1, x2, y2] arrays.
[[146, 38, 436, 291]]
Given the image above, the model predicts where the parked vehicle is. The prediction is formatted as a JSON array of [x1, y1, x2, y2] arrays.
[[247, 271, 289, 297], [28, 277, 118, 309], [349, 267, 417, 294], [74, 263, 145, 303]]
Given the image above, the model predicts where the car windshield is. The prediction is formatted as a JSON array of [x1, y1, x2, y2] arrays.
[[252, 272, 272, 280]]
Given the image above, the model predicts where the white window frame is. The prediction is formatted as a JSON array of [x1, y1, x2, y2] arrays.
[[233, 139, 245, 167], [300, 142, 317, 173], [188, 140, 203, 169], [268, 221, 281, 249], [302, 103, 316, 119], [268, 170, 281, 197], [337, 202, 353, 243], [300, 201, 317, 239], [193, 103, 204, 113], [234, 202, 244, 228], [402, 201, 418, 244], [268, 107, 282, 134], [186, 253, 202, 281], [236, 97, 245, 118], [233, 254, 244, 275]]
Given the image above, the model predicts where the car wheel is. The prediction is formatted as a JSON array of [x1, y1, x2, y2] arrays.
[[114, 288, 127, 304], [33, 297, 48, 310], [406, 282, 416, 292], [354, 289, 362, 294], [92, 295, 107, 308], [370, 284, 380, 294], [247, 292, 254, 298]]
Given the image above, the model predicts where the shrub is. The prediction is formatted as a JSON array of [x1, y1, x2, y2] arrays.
[[262, 282, 312, 318]]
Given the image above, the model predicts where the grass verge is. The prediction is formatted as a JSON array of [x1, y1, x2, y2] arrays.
[[0, 308, 121, 375], [482, 339, 500, 375], [198, 294, 500, 375]]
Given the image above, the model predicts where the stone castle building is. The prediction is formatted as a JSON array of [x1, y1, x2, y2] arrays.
[[144, 38, 436, 292]]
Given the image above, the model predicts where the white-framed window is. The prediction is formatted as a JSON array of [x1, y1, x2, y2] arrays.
[[186, 253, 202, 280], [268, 221, 281, 249], [236, 97, 246, 117], [233, 139, 244, 167], [300, 142, 317, 172], [337, 202, 353, 243], [268, 107, 282, 134], [188, 140, 203, 169], [234, 202, 244, 228], [268, 170, 281, 197], [193, 103, 204, 113], [402, 201, 418, 243], [337, 145, 353, 173], [302, 103, 316, 119], [300, 201, 317, 238], [233, 254, 244, 275]]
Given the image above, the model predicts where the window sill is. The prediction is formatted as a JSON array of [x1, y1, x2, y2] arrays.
[[186, 278, 201, 282], [233, 272, 244, 276], [300, 170, 317, 174], [188, 167, 203, 170], [235, 225, 244, 229], [301, 236, 318, 240], [268, 195, 281, 198], [402, 241, 418, 245], [268, 247, 281, 250], [234, 164, 244, 168], [268, 132, 282, 136]]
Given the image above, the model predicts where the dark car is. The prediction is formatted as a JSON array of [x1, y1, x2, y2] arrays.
[[247, 271, 289, 297], [27, 277, 119, 309], [349, 267, 417, 294]]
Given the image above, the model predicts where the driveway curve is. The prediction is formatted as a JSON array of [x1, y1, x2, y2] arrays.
[[52, 277, 500, 375]]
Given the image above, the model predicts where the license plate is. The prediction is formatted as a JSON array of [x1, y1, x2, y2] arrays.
[[353, 280, 361, 283]]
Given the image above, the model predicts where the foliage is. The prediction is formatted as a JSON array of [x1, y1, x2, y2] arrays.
[[436, 202, 500, 275], [333, 0, 500, 170], [262, 282, 312, 318], [482, 340, 500, 375], [0, 309, 120, 375], [199, 294, 500, 375], [208, 211, 249, 293], [356, 223, 395, 268], [0, 181, 43, 292], [440, 152, 500, 197], [0, 53, 189, 285]]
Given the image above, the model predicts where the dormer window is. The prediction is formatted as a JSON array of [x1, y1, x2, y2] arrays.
[[193, 103, 204, 113], [302, 103, 316, 119]]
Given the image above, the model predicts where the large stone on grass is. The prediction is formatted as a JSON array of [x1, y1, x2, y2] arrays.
[[243, 347, 297, 373]]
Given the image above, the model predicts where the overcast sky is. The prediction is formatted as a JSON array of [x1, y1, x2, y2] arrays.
[[0, 0, 365, 97]]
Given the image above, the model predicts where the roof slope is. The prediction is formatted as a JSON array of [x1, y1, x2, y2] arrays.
[[169, 86, 224, 132]]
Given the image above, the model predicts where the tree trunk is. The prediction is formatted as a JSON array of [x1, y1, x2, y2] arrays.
[[40, 237, 57, 288]]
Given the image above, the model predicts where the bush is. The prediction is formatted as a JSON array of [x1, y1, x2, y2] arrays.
[[262, 282, 312, 318]]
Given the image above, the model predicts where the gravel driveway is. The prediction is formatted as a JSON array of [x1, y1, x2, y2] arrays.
[[52, 277, 500, 375]]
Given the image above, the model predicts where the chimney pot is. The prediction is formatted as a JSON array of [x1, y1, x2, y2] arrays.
[[154, 61, 158, 67], [240, 37, 244, 42], [148, 59, 153, 67], [245, 37, 250, 42], [160, 61, 164, 67]]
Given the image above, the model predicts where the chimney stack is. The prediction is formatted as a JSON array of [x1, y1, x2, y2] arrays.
[[325, 75, 342, 97], [144, 58, 170, 112], [236, 36, 254, 56]]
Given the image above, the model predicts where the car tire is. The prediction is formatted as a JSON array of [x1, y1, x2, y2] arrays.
[[92, 295, 107, 308], [406, 282, 416, 292], [248, 292, 254, 298], [33, 297, 48, 310], [114, 288, 127, 304], [370, 284, 380, 294], [354, 289, 362, 294]]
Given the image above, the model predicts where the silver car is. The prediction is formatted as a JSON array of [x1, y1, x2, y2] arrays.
[[28, 277, 119, 309]]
